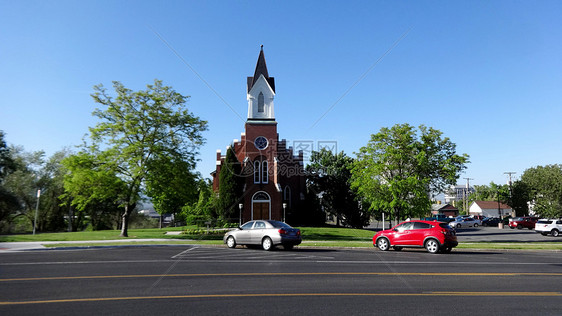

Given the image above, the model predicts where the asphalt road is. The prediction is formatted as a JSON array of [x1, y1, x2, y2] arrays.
[[1, 245, 561, 316]]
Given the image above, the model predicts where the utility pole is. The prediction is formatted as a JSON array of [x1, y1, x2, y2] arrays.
[[504, 172, 516, 212], [504, 172, 516, 186], [463, 177, 474, 214]]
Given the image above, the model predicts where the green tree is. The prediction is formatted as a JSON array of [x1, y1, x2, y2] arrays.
[[36, 150, 70, 231], [520, 164, 562, 218], [470, 183, 509, 203], [307, 149, 368, 228], [351, 124, 469, 223], [66, 80, 207, 236], [2, 147, 45, 231], [1, 144, 72, 233], [510, 180, 530, 216], [0, 131, 19, 229], [217, 146, 243, 223], [181, 179, 216, 225], [61, 152, 126, 230], [144, 152, 200, 227]]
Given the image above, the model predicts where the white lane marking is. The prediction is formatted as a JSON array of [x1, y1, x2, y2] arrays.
[[171, 247, 198, 259]]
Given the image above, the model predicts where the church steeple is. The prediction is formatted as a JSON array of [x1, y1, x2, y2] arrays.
[[247, 45, 275, 93], [247, 46, 276, 121]]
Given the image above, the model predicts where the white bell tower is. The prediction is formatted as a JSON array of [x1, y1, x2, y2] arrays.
[[247, 45, 275, 121]]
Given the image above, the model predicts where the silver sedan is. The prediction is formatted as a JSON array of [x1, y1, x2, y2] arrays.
[[224, 220, 302, 251], [449, 217, 482, 228]]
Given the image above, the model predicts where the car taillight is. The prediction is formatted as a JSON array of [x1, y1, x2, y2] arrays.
[[279, 229, 287, 235], [297, 230, 301, 236]]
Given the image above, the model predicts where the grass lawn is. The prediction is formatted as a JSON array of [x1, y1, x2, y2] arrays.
[[0, 227, 186, 242], [0, 226, 374, 242]]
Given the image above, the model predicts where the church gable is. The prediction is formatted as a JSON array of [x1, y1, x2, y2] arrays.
[[247, 75, 275, 120]]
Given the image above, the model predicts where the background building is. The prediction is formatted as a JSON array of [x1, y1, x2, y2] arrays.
[[444, 184, 475, 205], [469, 201, 514, 218]]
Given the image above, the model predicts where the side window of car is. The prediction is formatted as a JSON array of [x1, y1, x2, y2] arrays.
[[413, 222, 431, 229], [557, 220, 562, 225], [396, 222, 414, 232], [241, 222, 254, 230], [256, 222, 265, 229]]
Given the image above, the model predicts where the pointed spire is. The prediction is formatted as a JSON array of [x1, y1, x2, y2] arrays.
[[253, 45, 269, 81], [247, 45, 275, 93]]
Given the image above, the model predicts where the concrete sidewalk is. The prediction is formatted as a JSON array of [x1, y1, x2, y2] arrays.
[[0, 239, 172, 252]]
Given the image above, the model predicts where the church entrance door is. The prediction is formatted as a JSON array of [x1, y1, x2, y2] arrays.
[[252, 191, 271, 220], [252, 202, 269, 220]]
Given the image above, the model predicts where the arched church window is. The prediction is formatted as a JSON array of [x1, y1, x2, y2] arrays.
[[254, 161, 261, 184], [262, 161, 268, 184], [253, 191, 270, 201], [258, 92, 264, 113]]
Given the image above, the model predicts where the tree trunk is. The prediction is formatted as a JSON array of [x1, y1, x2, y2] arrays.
[[119, 203, 134, 237]]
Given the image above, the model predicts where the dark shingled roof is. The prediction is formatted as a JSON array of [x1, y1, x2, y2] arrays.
[[247, 45, 275, 93]]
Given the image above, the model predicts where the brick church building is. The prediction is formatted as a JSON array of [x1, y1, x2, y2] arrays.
[[212, 47, 306, 223]]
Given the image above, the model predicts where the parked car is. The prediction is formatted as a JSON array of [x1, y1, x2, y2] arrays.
[[373, 220, 458, 254], [482, 217, 501, 227], [508, 216, 539, 230], [224, 220, 301, 250], [455, 215, 471, 220], [535, 219, 562, 237], [449, 217, 482, 228], [422, 216, 455, 223], [472, 215, 486, 221]]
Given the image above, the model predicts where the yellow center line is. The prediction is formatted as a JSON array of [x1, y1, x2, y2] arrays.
[[2, 272, 562, 282], [0, 292, 561, 306]]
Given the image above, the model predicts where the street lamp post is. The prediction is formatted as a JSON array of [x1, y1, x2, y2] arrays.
[[33, 189, 41, 235], [282, 203, 287, 222], [238, 203, 243, 226]]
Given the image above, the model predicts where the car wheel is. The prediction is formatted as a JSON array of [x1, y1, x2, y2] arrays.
[[552, 229, 560, 237], [377, 238, 390, 251], [509, 226, 514, 229], [226, 236, 236, 248], [474, 223, 479, 227], [283, 244, 294, 250], [262, 237, 273, 251], [456, 224, 461, 228], [393, 246, 402, 251], [424, 239, 440, 254]]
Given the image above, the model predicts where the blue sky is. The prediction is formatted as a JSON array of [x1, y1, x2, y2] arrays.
[[1, 0, 561, 188]]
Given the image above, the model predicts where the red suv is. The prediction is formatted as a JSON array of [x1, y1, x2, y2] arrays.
[[508, 216, 539, 229], [373, 220, 458, 254]]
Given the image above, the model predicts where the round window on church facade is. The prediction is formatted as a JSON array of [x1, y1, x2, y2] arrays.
[[254, 136, 268, 150]]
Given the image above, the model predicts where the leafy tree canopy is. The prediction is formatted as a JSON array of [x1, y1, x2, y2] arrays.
[[520, 164, 562, 218], [64, 80, 208, 236], [217, 146, 243, 222], [307, 149, 369, 228], [351, 123, 469, 222]]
